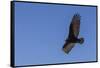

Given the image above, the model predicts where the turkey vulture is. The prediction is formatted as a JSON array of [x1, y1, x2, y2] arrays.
[[62, 14, 84, 54]]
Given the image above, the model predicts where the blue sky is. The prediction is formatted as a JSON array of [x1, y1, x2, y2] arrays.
[[14, 2, 97, 66]]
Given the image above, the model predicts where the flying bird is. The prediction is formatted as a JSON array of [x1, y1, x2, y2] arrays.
[[62, 14, 84, 54]]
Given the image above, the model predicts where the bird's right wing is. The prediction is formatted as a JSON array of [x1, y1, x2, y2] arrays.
[[62, 42, 75, 54]]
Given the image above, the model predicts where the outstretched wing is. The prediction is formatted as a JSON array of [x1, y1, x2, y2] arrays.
[[72, 14, 81, 37], [63, 42, 75, 54]]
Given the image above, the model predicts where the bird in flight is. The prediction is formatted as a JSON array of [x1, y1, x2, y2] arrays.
[[62, 14, 84, 54]]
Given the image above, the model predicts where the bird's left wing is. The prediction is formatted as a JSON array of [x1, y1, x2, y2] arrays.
[[62, 42, 75, 54]]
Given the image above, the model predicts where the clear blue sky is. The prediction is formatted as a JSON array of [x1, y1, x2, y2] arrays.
[[14, 2, 97, 66]]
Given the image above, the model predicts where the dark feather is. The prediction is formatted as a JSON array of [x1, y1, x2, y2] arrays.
[[62, 13, 83, 54]]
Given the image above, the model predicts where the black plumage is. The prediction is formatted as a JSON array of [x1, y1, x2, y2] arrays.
[[62, 14, 84, 54]]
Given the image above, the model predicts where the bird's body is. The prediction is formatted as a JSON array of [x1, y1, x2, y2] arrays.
[[62, 14, 84, 54]]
